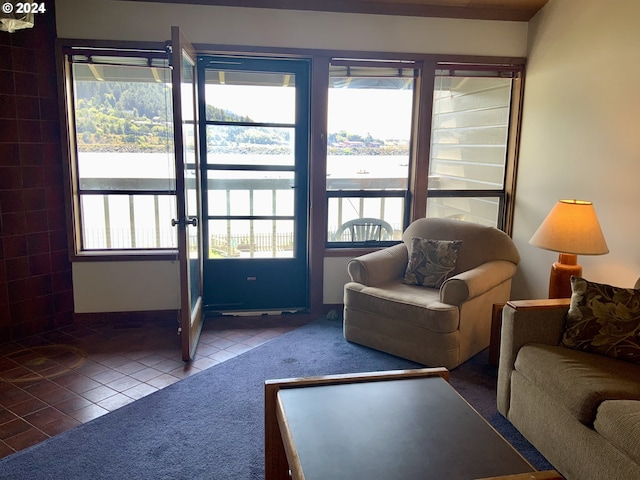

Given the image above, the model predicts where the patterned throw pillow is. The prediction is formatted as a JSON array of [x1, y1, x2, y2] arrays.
[[562, 276, 640, 364], [403, 238, 462, 288]]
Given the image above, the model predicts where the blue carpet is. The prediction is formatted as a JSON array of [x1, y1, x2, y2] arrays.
[[0, 317, 554, 479]]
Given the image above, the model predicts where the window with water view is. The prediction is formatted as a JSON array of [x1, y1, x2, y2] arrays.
[[326, 60, 415, 245], [63, 48, 522, 257], [69, 51, 177, 251]]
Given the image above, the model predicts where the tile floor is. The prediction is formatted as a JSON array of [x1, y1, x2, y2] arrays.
[[0, 314, 311, 460]]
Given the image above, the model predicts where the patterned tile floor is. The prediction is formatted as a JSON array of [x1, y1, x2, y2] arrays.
[[0, 314, 311, 459]]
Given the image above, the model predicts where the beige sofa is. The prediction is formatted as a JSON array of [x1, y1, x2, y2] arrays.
[[497, 298, 640, 480], [343, 217, 520, 369]]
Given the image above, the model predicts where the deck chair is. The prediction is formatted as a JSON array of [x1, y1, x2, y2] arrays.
[[335, 218, 394, 242]]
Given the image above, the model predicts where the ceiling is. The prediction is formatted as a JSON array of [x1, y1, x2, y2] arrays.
[[154, 0, 549, 22]]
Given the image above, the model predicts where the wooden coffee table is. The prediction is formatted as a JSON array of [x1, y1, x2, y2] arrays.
[[265, 368, 561, 480]]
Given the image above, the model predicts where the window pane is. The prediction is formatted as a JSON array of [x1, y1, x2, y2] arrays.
[[327, 197, 403, 242], [78, 152, 175, 191], [426, 196, 500, 228], [208, 220, 294, 259], [206, 125, 294, 166], [204, 70, 295, 124], [429, 76, 512, 190], [81, 194, 177, 250], [71, 59, 176, 251], [326, 67, 412, 192]]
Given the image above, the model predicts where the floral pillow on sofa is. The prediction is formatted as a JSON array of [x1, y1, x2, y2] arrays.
[[562, 276, 640, 364], [403, 238, 462, 288]]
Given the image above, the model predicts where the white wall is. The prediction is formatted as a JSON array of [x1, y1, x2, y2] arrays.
[[55, 0, 527, 56], [56, 0, 529, 311], [511, 0, 640, 299], [73, 261, 180, 313]]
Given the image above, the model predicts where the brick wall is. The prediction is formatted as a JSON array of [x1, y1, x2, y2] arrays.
[[0, 4, 73, 342]]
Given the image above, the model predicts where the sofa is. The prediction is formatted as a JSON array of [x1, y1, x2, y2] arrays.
[[497, 278, 640, 480], [343, 217, 520, 369]]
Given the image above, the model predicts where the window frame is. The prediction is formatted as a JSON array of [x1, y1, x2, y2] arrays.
[[325, 58, 417, 249], [59, 43, 179, 261], [425, 63, 524, 231]]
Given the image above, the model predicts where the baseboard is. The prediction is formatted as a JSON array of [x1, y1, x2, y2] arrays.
[[74, 306, 344, 329], [73, 310, 179, 328]]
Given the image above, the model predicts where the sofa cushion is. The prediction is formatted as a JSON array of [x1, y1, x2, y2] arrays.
[[514, 344, 640, 424], [562, 276, 640, 364], [594, 400, 640, 465], [403, 238, 462, 288], [344, 280, 459, 333]]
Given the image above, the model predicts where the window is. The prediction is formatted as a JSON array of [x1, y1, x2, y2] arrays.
[[63, 48, 176, 254], [426, 66, 521, 229], [60, 45, 524, 259], [326, 60, 416, 246]]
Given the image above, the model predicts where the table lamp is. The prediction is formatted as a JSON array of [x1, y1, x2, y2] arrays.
[[529, 199, 609, 298]]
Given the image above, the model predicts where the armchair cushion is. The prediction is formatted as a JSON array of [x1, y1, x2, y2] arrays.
[[562, 276, 640, 364], [345, 281, 458, 333], [403, 238, 462, 288]]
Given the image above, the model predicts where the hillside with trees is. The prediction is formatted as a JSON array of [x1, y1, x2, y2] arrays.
[[75, 81, 408, 155]]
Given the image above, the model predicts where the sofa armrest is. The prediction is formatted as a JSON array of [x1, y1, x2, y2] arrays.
[[440, 260, 517, 306], [496, 299, 570, 416], [347, 243, 408, 286]]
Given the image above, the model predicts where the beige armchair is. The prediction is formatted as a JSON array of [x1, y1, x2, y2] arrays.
[[343, 217, 520, 369]]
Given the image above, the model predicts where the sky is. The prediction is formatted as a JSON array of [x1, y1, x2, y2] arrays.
[[205, 84, 413, 140]]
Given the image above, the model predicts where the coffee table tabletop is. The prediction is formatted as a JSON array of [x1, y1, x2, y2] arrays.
[[265, 369, 536, 480]]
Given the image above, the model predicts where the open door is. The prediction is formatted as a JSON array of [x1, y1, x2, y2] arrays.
[[170, 26, 203, 361]]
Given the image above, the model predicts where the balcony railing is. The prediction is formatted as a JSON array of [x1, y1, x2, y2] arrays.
[[79, 177, 406, 254]]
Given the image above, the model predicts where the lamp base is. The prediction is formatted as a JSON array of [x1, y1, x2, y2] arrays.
[[548, 253, 582, 299]]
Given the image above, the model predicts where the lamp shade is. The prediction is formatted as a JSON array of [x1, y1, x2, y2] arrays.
[[529, 200, 609, 255]]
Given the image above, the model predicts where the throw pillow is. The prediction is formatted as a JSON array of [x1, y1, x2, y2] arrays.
[[403, 238, 462, 288], [562, 276, 640, 364]]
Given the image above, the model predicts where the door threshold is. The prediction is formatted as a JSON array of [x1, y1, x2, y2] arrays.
[[207, 309, 308, 318]]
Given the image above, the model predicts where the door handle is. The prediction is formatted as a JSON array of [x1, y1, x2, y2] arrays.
[[171, 217, 198, 227]]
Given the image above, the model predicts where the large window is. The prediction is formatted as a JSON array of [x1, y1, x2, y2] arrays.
[[61, 45, 524, 259], [326, 60, 416, 246], [426, 66, 519, 229], [64, 49, 176, 254]]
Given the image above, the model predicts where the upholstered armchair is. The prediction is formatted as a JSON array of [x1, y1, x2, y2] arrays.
[[343, 217, 520, 369]]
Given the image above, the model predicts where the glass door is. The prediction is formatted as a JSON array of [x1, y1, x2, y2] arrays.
[[170, 27, 203, 361], [198, 57, 310, 312]]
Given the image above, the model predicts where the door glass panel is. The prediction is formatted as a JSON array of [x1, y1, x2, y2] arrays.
[[208, 219, 294, 258], [207, 172, 295, 217], [206, 125, 295, 166], [204, 70, 295, 124], [203, 63, 299, 261], [179, 48, 201, 311]]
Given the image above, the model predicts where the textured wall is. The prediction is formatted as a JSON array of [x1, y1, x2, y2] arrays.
[[0, 4, 73, 341]]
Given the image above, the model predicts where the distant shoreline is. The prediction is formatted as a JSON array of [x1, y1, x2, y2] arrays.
[[79, 144, 410, 156]]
